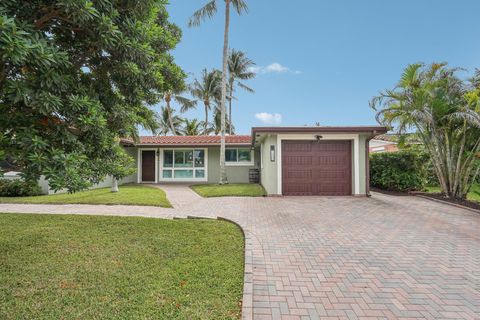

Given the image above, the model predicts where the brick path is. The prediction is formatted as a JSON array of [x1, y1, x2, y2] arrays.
[[0, 185, 479, 320]]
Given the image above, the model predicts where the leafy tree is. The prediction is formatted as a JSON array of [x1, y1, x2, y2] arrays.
[[227, 49, 255, 134], [0, 0, 185, 192], [189, 0, 248, 184], [157, 106, 184, 136], [210, 106, 234, 135], [371, 63, 480, 199], [190, 68, 221, 134], [182, 119, 202, 136]]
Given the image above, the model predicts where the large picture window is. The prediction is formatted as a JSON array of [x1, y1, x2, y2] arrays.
[[225, 148, 253, 165], [162, 149, 206, 180]]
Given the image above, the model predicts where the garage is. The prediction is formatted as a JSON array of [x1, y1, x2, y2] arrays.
[[281, 140, 352, 196]]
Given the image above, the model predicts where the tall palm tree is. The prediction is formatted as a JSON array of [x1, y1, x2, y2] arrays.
[[162, 89, 197, 135], [183, 118, 202, 136], [157, 106, 184, 136], [227, 49, 256, 134], [190, 69, 221, 134], [189, 0, 248, 184], [209, 106, 234, 135]]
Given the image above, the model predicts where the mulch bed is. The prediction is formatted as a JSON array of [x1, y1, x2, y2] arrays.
[[414, 192, 480, 211]]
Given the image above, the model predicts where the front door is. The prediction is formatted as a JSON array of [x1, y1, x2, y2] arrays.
[[141, 150, 156, 182]]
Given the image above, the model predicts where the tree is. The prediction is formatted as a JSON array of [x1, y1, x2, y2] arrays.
[[0, 1, 185, 192], [157, 107, 184, 136], [189, 0, 248, 184], [210, 106, 234, 135], [162, 90, 197, 135], [182, 119, 203, 136], [371, 63, 480, 199], [227, 49, 255, 134], [190, 69, 221, 134]]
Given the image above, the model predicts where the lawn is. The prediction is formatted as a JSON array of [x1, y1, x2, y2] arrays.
[[0, 184, 171, 207], [191, 183, 266, 197], [426, 183, 480, 202], [0, 213, 244, 319]]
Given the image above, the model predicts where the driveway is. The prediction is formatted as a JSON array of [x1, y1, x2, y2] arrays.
[[0, 185, 479, 320]]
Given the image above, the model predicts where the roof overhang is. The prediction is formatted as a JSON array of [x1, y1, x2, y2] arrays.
[[251, 126, 389, 144]]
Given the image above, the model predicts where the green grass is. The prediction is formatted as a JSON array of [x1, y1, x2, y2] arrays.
[[0, 213, 244, 319], [0, 184, 172, 207], [426, 183, 480, 202], [191, 183, 266, 198]]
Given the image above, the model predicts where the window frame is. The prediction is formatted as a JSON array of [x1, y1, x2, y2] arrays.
[[225, 148, 254, 166], [159, 148, 208, 182]]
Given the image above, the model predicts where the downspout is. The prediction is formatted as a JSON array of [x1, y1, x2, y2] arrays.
[[365, 131, 378, 197]]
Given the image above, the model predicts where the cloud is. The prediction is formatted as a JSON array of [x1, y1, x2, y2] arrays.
[[249, 63, 301, 75], [255, 112, 282, 125]]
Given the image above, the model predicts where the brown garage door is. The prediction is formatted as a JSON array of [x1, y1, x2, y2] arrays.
[[282, 140, 352, 196], [141, 150, 156, 182]]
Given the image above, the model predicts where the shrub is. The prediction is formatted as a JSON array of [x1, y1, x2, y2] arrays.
[[370, 151, 429, 192], [0, 179, 42, 197]]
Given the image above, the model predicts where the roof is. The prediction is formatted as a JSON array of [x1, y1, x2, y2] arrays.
[[373, 134, 399, 142], [122, 135, 252, 147]]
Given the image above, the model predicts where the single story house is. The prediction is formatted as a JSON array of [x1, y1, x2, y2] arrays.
[[121, 126, 388, 196]]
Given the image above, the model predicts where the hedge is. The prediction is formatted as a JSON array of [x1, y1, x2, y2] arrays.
[[370, 151, 429, 192], [0, 179, 42, 197]]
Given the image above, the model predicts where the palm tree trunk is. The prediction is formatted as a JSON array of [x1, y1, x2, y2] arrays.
[[166, 99, 176, 135], [219, 0, 230, 184], [228, 79, 234, 135], [204, 103, 208, 134]]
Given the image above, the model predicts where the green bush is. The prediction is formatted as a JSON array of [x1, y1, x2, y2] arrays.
[[370, 151, 429, 192], [0, 179, 42, 197]]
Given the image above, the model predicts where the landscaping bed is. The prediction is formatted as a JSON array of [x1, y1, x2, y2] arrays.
[[0, 184, 172, 207], [0, 213, 244, 319], [415, 192, 480, 211], [191, 183, 266, 198]]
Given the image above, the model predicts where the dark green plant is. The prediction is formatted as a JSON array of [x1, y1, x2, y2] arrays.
[[370, 151, 430, 192], [0, 1, 185, 192], [0, 179, 41, 197]]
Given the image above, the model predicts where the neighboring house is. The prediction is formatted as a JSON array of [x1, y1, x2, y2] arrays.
[[369, 135, 399, 153], [121, 125, 387, 196]]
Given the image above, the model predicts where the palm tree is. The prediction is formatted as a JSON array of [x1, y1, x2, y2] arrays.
[[189, 0, 248, 184], [210, 106, 234, 135], [371, 63, 480, 199], [227, 49, 255, 134], [190, 69, 221, 134], [183, 119, 202, 136], [157, 106, 184, 136], [162, 89, 197, 135]]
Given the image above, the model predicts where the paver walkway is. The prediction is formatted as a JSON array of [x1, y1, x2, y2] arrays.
[[0, 185, 479, 320]]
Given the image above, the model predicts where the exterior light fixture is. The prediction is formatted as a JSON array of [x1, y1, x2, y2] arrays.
[[270, 145, 275, 162]]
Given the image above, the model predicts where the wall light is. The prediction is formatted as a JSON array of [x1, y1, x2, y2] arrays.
[[270, 145, 275, 162]]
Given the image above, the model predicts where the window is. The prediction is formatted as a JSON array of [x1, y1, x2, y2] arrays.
[[162, 149, 206, 180], [226, 148, 253, 165]]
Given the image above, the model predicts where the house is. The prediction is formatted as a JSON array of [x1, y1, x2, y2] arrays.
[[369, 134, 399, 153], [120, 126, 388, 196]]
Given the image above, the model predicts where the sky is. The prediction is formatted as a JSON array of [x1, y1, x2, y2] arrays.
[[152, 0, 480, 135]]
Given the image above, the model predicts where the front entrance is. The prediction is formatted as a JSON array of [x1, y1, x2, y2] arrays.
[[141, 150, 156, 182], [282, 140, 352, 196]]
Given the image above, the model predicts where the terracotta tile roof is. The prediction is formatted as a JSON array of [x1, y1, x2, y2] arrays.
[[123, 135, 252, 146]]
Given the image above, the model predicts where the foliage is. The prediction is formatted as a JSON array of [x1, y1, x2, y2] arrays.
[[0, 213, 244, 319], [156, 106, 184, 136], [0, 0, 185, 192], [427, 183, 480, 203], [210, 105, 234, 135], [370, 151, 430, 192], [162, 89, 197, 135], [227, 49, 255, 134], [189, 68, 221, 134], [191, 183, 266, 197], [0, 179, 41, 197], [0, 184, 171, 207], [371, 63, 480, 199], [182, 118, 203, 136]]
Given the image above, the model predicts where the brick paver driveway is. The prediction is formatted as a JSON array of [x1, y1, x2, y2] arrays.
[[1, 185, 479, 320]]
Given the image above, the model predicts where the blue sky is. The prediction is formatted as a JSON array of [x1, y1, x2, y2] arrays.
[[156, 0, 480, 135]]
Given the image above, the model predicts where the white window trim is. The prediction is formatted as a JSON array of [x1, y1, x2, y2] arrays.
[[137, 148, 159, 183], [158, 148, 208, 182], [276, 134, 360, 195], [225, 148, 255, 166]]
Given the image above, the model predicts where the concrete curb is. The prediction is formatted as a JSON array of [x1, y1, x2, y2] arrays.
[[414, 194, 480, 214]]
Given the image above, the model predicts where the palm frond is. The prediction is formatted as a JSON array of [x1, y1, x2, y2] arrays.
[[232, 0, 248, 15], [188, 0, 217, 27], [236, 81, 254, 93]]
